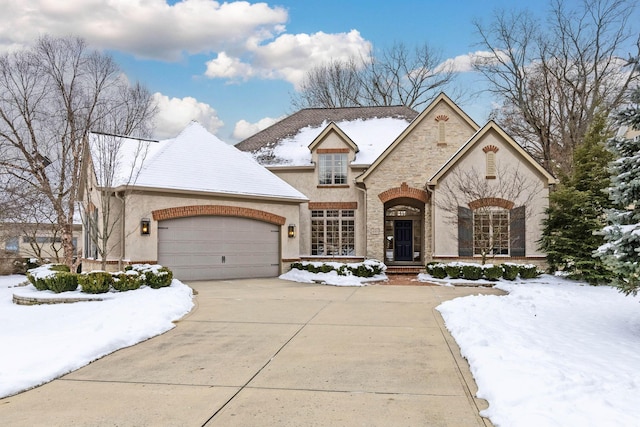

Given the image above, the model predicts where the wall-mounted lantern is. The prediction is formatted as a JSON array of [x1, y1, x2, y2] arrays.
[[287, 224, 296, 238], [141, 218, 151, 235]]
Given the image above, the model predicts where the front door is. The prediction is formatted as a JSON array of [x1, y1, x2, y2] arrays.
[[394, 220, 413, 261]]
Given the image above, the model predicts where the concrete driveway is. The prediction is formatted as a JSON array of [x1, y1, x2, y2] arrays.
[[0, 278, 502, 426]]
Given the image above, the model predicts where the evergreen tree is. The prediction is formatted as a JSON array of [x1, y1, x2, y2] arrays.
[[540, 115, 614, 284], [598, 89, 640, 295]]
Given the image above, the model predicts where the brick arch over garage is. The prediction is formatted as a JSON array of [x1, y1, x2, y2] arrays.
[[378, 182, 429, 204], [152, 205, 286, 225]]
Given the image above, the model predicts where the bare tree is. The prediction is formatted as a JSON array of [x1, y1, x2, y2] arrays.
[[475, 0, 640, 175], [83, 131, 154, 270], [436, 164, 544, 264], [0, 35, 155, 270], [292, 42, 457, 110]]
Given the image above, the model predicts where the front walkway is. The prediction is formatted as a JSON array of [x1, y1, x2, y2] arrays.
[[0, 278, 502, 426]]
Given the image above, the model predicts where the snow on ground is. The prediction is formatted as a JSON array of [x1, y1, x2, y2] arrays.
[[3, 270, 640, 427], [0, 275, 193, 398], [437, 274, 640, 427], [279, 268, 386, 286]]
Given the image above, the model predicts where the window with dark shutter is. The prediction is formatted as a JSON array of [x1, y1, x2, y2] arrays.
[[510, 205, 526, 257], [458, 206, 473, 256]]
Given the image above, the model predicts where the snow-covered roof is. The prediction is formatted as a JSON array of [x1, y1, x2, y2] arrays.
[[236, 106, 418, 167], [89, 122, 308, 202]]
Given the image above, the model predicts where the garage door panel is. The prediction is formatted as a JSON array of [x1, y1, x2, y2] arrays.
[[157, 216, 280, 281]]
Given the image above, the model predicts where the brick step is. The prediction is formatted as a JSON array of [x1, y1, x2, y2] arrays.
[[385, 266, 424, 275]]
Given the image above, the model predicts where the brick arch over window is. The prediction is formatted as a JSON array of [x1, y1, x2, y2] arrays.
[[378, 182, 429, 204], [468, 197, 514, 210], [152, 205, 286, 225]]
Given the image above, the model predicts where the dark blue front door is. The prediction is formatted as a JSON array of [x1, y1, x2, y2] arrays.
[[394, 220, 413, 261]]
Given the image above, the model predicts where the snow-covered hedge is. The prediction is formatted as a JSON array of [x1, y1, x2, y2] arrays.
[[426, 262, 541, 281], [26, 263, 174, 294], [290, 259, 386, 278]]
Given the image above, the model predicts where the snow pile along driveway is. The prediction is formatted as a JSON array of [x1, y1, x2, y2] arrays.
[[0, 275, 193, 398], [437, 275, 640, 427]]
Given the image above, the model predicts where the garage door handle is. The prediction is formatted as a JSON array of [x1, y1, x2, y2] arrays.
[[222, 255, 226, 264]]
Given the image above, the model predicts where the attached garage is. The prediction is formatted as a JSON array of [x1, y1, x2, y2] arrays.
[[157, 216, 281, 281]]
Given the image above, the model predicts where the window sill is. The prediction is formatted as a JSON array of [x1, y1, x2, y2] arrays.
[[485, 175, 496, 179], [317, 184, 350, 188]]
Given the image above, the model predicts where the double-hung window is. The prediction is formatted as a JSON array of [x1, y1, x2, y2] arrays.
[[318, 153, 347, 185], [311, 209, 355, 255]]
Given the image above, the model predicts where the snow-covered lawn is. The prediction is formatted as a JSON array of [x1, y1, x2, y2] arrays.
[[0, 274, 193, 399], [437, 274, 640, 427], [3, 271, 640, 426]]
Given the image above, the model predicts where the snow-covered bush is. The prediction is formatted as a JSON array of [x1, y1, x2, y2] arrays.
[[125, 264, 173, 288], [502, 263, 520, 280], [111, 270, 143, 291], [445, 264, 463, 279], [462, 264, 483, 280], [26, 264, 73, 292], [518, 264, 540, 279], [426, 263, 447, 279], [290, 260, 386, 278], [78, 271, 113, 294], [482, 264, 503, 281]]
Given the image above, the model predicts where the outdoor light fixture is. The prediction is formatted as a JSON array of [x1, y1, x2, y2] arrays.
[[288, 224, 296, 238], [141, 218, 150, 235]]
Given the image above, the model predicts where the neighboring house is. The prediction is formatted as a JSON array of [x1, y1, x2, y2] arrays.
[[81, 122, 307, 281], [0, 204, 82, 274], [237, 93, 557, 270], [83, 93, 556, 282]]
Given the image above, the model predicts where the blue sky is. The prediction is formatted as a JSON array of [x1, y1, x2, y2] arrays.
[[1, 0, 637, 142]]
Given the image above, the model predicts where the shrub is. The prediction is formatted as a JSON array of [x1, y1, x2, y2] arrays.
[[462, 264, 482, 280], [79, 271, 113, 294], [49, 264, 71, 273], [112, 271, 143, 291], [47, 272, 78, 293], [127, 264, 173, 288], [519, 264, 540, 279], [483, 265, 503, 281], [427, 263, 447, 279], [26, 264, 70, 291], [502, 264, 520, 281], [445, 264, 463, 279], [26, 273, 49, 291]]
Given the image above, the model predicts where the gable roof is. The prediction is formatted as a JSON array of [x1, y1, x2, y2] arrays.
[[356, 93, 479, 183], [307, 122, 359, 153], [235, 105, 418, 166], [89, 122, 308, 202], [428, 120, 558, 186]]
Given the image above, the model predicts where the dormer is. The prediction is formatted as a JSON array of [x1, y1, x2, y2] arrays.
[[308, 122, 359, 188]]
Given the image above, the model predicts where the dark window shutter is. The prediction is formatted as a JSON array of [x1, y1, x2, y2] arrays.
[[458, 206, 473, 257], [510, 206, 526, 257]]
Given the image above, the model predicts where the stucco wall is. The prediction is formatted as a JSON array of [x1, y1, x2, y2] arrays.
[[432, 128, 550, 260], [82, 190, 302, 272]]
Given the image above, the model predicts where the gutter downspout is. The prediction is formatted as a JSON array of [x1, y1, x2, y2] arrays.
[[355, 182, 367, 260], [115, 191, 125, 271], [425, 184, 435, 263]]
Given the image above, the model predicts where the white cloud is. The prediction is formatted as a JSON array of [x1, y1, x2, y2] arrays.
[[233, 116, 285, 140], [152, 93, 224, 139], [205, 52, 254, 80], [205, 30, 372, 88], [0, 0, 288, 60], [436, 50, 510, 73]]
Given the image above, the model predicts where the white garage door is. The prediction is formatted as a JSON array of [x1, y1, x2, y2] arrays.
[[158, 216, 280, 281]]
